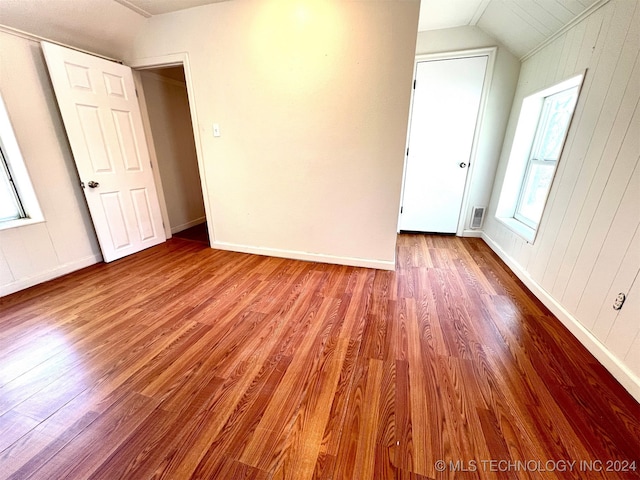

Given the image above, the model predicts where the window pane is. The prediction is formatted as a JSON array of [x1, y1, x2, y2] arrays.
[[516, 162, 555, 226], [532, 87, 578, 162], [0, 172, 22, 221], [0, 150, 22, 222]]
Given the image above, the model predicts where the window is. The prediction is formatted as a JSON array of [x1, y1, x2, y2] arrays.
[[0, 144, 26, 222], [514, 87, 579, 229], [496, 73, 584, 243], [0, 92, 43, 230]]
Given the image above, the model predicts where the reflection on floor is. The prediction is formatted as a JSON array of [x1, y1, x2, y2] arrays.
[[172, 222, 209, 244]]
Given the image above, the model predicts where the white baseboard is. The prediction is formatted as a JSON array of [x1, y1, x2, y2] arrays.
[[210, 241, 396, 271], [170, 217, 206, 234], [481, 232, 640, 402], [461, 229, 484, 238], [1, 253, 102, 297]]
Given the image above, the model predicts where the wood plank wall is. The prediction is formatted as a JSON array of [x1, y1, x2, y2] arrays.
[[484, 0, 640, 393]]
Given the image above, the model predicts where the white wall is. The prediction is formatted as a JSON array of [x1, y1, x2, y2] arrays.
[[0, 30, 101, 296], [140, 70, 205, 233], [415, 26, 521, 234], [130, 0, 420, 269], [483, 0, 640, 399]]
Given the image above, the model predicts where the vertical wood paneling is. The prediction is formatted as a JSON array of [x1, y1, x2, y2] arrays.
[[624, 328, 640, 366], [543, 36, 564, 86], [554, 29, 573, 83], [591, 227, 640, 338], [551, 3, 639, 300], [0, 250, 13, 285], [526, 1, 615, 283], [0, 229, 33, 280], [606, 274, 640, 360], [572, 161, 640, 324], [19, 224, 60, 273], [484, 0, 640, 382], [562, 17, 587, 77], [561, 112, 640, 311], [551, 56, 640, 297], [575, 7, 610, 69]]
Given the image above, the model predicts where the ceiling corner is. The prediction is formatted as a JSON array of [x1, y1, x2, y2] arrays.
[[469, 0, 490, 26], [112, 0, 152, 18]]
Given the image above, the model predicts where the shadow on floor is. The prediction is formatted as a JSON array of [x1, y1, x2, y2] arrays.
[[172, 222, 209, 245]]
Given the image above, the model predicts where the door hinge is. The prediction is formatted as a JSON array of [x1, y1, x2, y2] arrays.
[[413, 79, 416, 89], [135, 88, 139, 98], [406, 148, 409, 156], [400, 206, 403, 214]]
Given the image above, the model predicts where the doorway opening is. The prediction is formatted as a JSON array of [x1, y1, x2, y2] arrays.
[[136, 65, 209, 245]]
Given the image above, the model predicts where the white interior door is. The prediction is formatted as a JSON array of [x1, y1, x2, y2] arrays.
[[42, 42, 166, 262], [400, 55, 487, 233]]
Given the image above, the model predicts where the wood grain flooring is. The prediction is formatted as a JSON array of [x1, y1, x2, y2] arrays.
[[0, 234, 638, 479]]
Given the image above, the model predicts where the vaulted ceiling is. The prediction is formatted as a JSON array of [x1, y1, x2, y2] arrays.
[[419, 0, 600, 58], [115, 0, 601, 58]]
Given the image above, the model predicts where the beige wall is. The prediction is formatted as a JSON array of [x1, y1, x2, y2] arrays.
[[0, 30, 101, 296], [483, 0, 640, 399], [0, 0, 145, 59], [140, 71, 205, 233], [415, 26, 520, 234], [130, 0, 420, 269]]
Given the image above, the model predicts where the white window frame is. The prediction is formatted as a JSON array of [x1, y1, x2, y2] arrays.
[[0, 143, 26, 221], [495, 72, 585, 243], [0, 92, 44, 231]]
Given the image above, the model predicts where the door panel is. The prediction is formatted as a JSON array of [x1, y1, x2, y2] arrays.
[[42, 42, 165, 262], [400, 55, 487, 233]]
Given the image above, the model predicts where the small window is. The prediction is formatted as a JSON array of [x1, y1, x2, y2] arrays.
[[514, 87, 579, 229], [496, 73, 584, 243], [0, 92, 43, 230]]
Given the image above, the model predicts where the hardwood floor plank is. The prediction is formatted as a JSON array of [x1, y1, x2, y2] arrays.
[[261, 299, 356, 479], [0, 412, 98, 479], [0, 411, 39, 454], [332, 357, 384, 480], [238, 297, 340, 472], [0, 235, 637, 480], [200, 456, 270, 480], [404, 298, 438, 477], [316, 329, 362, 458], [87, 374, 225, 480], [22, 392, 158, 480]]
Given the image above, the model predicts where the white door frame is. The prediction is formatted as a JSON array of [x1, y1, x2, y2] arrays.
[[129, 53, 212, 243], [398, 47, 496, 236]]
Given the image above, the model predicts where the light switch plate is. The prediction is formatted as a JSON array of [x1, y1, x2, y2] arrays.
[[213, 124, 220, 137]]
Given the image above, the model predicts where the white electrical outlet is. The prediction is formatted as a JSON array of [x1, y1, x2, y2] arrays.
[[213, 123, 220, 137]]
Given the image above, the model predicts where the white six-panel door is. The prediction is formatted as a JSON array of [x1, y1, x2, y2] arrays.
[[400, 55, 487, 233], [42, 42, 166, 262]]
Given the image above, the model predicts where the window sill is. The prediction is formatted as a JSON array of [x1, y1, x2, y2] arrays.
[[0, 216, 44, 232], [496, 216, 537, 244]]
